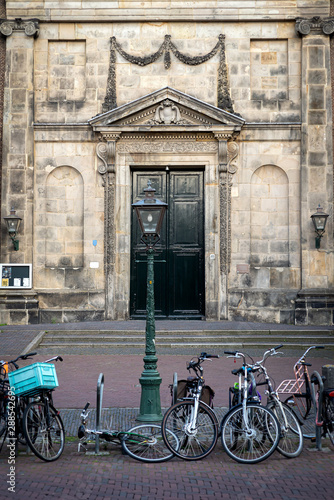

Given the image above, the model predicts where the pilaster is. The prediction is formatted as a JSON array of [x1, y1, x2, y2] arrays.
[[214, 133, 240, 319], [96, 133, 121, 319], [1, 18, 39, 264], [297, 16, 334, 323]]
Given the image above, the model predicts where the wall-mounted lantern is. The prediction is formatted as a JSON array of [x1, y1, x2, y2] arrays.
[[311, 205, 329, 249], [3, 208, 22, 251]]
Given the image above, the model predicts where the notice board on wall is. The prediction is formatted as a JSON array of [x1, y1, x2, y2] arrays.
[[0, 264, 32, 289]]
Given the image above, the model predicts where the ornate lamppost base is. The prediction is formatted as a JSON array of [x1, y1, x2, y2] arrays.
[[137, 354, 162, 422]]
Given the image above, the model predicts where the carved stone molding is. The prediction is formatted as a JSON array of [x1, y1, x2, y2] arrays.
[[96, 136, 119, 319], [296, 17, 334, 36], [0, 18, 39, 38], [117, 140, 218, 154], [149, 99, 187, 125], [219, 141, 240, 274], [103, 34, 234, 114], [96, 134, 121, 176], [120, 133, 216, 141]]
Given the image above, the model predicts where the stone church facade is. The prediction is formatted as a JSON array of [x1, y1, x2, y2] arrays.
[[0, 1, 333, 325]]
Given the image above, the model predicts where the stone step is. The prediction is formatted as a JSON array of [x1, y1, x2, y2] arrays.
[[39, 334, 332, 343], [37, 328, 334, 350], [44, 329, 334, 336]]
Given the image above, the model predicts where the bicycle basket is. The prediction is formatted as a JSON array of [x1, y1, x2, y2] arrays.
[[8, 362, 58, 396]]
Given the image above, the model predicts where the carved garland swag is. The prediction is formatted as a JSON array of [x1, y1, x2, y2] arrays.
[[103, 34, 235, 114]]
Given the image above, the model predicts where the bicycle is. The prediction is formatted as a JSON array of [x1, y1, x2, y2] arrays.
[[220, 350, 281, 464], [7, 355, 65, 462], [161, 352, 219, 461], [77, 402, 178, 463], [252, 345, 304, 458], [310, 370, 334, 449], [277, 345, 325, 438], [0, 352, 38, 453]]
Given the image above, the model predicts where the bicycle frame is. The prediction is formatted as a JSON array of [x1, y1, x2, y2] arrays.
[[277, 346, 324, 419]]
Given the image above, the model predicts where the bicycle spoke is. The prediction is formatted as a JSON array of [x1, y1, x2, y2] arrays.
[[267, 401, 303, 458], [162, 401, 218, 460], [122, 424, 176, 463], [23, 401, 65, 462], [221, 404, 280, 464]]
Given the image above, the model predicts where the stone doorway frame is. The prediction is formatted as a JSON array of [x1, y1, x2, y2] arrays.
[[89, 87, 245, 320]]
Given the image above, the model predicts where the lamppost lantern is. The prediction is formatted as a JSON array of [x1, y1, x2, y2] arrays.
[[3, 207, 22, 251], [132, 180, 168, 422], [132, 180, 167, 247], [311, 205, 329, 249]]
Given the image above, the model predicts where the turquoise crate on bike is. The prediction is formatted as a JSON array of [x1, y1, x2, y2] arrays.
[[8, 362, 58, 396]]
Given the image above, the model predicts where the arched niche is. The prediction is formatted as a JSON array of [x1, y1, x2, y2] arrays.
[[250, 165, 289, 267], [45, 166, 84, 268]]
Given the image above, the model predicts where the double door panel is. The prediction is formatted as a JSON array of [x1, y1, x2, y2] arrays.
[[130, 169, 205, 318]]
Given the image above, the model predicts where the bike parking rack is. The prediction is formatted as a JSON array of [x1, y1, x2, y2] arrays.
[[311, 370, 324, 451], [95, 373, 104, 454]]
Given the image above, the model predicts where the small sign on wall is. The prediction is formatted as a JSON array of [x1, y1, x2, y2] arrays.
[[0, 264, 32, 289]]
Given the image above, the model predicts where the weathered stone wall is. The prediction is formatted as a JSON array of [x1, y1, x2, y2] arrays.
[[0, 1, 333, 325], [5, 1, 331, 21], [0, 0, 6, 255]]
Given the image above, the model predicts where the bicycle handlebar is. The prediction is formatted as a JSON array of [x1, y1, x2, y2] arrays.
[[0, 351, 38, 371], [43, 356, 63, 363], [187, 352, 219, 372]]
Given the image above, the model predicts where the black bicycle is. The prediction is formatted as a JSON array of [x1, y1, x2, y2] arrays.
[[20, 356, 65, 462], [162, 352, 219, 461], [0, 352, 38, 454], [221, 350, 281, 464], [310, 371, 334, 449]]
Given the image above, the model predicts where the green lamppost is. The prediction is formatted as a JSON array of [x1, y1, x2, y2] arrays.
[[132, 180, 167, 421]]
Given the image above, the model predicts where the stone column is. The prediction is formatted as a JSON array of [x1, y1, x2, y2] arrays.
[[296, 17, 334, 324], [0, 19, 39, 262], [96, 133, 120, 319]]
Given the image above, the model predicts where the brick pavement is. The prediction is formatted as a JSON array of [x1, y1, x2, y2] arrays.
[[0, 439, 333, 500], [1, 321, 334, 499]]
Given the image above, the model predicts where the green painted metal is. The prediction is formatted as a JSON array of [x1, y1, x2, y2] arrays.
[[136, 248, 163, 422]]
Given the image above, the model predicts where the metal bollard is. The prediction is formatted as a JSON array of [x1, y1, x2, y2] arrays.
[[322, 365, 334, 390], [311, 371, 324, 451], [95, 373, 104, 454]]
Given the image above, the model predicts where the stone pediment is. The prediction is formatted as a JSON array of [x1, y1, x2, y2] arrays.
[[89, 87, 245, 133]]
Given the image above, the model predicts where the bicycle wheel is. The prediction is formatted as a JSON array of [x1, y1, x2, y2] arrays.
[[122, 424, 177, 463], [23, 401, 65, 462], [221, 403, 280, 464], [324, 396, 334, 447], [162, 400, 218, 460], [16, 396, 29, 445], [284, 395, 316, 438], [0, 400, 6, 438], [266, 401, 303, 458]]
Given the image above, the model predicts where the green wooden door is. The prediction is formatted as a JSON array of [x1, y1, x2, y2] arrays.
[[130, 169, 205, 318]]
